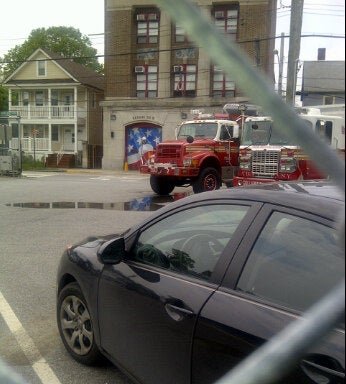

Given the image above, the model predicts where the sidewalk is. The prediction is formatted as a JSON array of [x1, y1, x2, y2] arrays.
[[64, 168, 149, 177], [21, 167, 149, 177]]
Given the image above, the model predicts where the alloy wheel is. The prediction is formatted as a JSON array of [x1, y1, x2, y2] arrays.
[[60, 295, 93, 356]]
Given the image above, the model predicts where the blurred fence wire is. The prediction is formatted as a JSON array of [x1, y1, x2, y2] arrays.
[[155, 0, 345, 383], [1, 1, 345, 383]]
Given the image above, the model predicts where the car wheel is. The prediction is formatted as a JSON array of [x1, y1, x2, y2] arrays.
[[193, 167, 221, 193], [150, 175, 175, 195], [57, 282, 102, 365]]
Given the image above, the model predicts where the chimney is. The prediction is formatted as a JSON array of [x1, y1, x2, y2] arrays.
[[318, 48, 326, 61]]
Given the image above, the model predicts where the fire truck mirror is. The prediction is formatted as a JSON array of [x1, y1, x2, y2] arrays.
[[187, 135, 194, 143]]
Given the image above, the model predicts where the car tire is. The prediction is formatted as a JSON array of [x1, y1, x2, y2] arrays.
[[150, 175, 175, 195], [193, 167, 221, 193], [57, 282, 102, 365]]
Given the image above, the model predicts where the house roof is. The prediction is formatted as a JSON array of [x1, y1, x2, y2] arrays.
[[4, 48, 105, 91], [302, 61, 345, 94]]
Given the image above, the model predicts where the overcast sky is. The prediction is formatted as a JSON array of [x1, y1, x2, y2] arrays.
[[0, 0, 344, 64]]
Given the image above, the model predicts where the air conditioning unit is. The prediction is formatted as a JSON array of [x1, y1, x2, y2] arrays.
[[214, 66, 223, 72], [148, 13, 158, 21], [137, 14, 146, 21], [135, 66, 145, 73], [173, 65, 184, 73], [214, 11, 225, 19]]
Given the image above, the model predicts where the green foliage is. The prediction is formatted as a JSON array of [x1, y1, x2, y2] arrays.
[[0, 85, 8, 112], [22, 155, 46, 170], [2, 26, 103, 79]]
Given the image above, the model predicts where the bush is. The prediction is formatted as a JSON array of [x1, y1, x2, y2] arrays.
[[22, 155, 46, 170]]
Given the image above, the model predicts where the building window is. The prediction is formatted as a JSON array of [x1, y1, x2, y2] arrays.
[[175, 23, 188, 43], [51, 91, 59, 106], [23, 92, 29, 106], [51, 126, 59, 141], [213, 6, 239, 40], [35, 91, 44, 106], [136, 12, 159, 44], [324, 96, 335, 105], [212, 66, 236, 98], [37, 60, 46, 77], [173, 65, 197, 97], [136, 65, 158, 98]]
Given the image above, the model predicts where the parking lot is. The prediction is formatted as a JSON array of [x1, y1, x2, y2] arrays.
[[0, 170, 185, 384]]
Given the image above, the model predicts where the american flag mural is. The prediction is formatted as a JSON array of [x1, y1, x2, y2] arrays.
[[126, 126, 162, 170]]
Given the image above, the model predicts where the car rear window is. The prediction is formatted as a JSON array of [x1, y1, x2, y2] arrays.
[[236, 212, 345, 312]]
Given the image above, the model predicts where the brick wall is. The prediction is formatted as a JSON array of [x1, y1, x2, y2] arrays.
[[105, 1, 277, 100]]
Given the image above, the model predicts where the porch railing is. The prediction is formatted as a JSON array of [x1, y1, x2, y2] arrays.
[[9, 138, 50, 152], [11, 105, 75, 120]]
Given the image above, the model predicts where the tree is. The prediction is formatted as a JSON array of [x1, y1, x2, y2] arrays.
[[0, 85, 8, 112], [2, 26, 103, 79]]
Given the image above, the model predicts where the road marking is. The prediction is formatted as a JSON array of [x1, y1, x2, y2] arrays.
[[22, 173, 58, 178], [0, 291, 61, 384]]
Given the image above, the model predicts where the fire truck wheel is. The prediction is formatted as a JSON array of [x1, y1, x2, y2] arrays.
[[193, 167, 221, 194], [150, 175, 175, 195]]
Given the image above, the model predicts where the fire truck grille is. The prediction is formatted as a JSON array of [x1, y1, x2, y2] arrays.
[[156, 145, 181, 159], [252, 150, 279, 178]]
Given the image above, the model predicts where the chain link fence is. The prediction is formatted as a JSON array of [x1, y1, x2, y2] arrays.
[[1, 0, 344, 383]]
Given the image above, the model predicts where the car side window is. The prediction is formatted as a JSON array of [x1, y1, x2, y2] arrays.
[[131, 204, 249, 281], [237, 212, 345, 312], [220, 125, 233, 140]]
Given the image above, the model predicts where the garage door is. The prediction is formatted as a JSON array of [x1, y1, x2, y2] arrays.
[[126, 124, 162, 170]]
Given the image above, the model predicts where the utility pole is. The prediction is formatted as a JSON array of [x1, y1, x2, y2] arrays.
[[286, 0, 304, 105], [278, 33, 285, 98]]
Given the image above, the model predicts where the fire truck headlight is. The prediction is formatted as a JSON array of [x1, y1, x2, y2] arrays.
[[183, 159, 199, 167], [280, 158, 297, 173], [240, 162, 251, 170]]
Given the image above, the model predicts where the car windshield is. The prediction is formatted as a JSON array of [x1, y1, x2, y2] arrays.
[[241, 121, 295, 146], [177, 122, 218, 139]]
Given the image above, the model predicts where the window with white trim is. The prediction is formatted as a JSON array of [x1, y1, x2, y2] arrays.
[[212, 66, 235, 98], [214, 6, 239, 40], [23, 92, 29, 106], [136, 65, 158, 98], [324, 96, 336, 105], [137, 12, 159, 44], [174, 65, 197, 97], [35, 91, 44, 106], [37, 60, 46, 77]]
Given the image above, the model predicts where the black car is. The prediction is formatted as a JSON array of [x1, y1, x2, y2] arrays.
[[56, 181, 345, 384]]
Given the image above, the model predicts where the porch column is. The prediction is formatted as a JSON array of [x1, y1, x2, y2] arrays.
[[74, 87, 78, 154], [48, 123, 52, 152], [48, 88, 51, 119], [9, 90, 12, 108]]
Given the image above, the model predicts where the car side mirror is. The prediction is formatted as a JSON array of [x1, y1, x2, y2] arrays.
[[97, 237, 126, 265]]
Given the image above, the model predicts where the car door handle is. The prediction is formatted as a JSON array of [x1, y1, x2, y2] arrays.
[[165, 303, 194, 322], [301, 359, 345, 380]]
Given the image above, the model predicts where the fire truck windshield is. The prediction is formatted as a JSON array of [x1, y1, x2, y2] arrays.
[[177, 122, 218, 140], [241, 120, 295, 146]]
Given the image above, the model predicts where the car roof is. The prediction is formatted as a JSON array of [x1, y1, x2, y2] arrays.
[[157, 181, 344, 222]]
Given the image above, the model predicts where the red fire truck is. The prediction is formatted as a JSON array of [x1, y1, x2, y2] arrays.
[[140, 115, 240, 195], [233, 112, 345, 186]]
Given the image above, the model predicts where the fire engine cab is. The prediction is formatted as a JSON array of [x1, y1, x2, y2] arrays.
[[140, 115, 240, 195], [234, 112, 345, 186]]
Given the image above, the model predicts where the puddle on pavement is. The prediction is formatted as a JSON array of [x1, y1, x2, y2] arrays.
[[5, 192, 192, 212]]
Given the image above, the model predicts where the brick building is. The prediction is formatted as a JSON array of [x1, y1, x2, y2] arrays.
[[102, 0, 277, 170]]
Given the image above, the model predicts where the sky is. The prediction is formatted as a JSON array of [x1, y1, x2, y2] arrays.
[[0, 0, 344, 75]]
